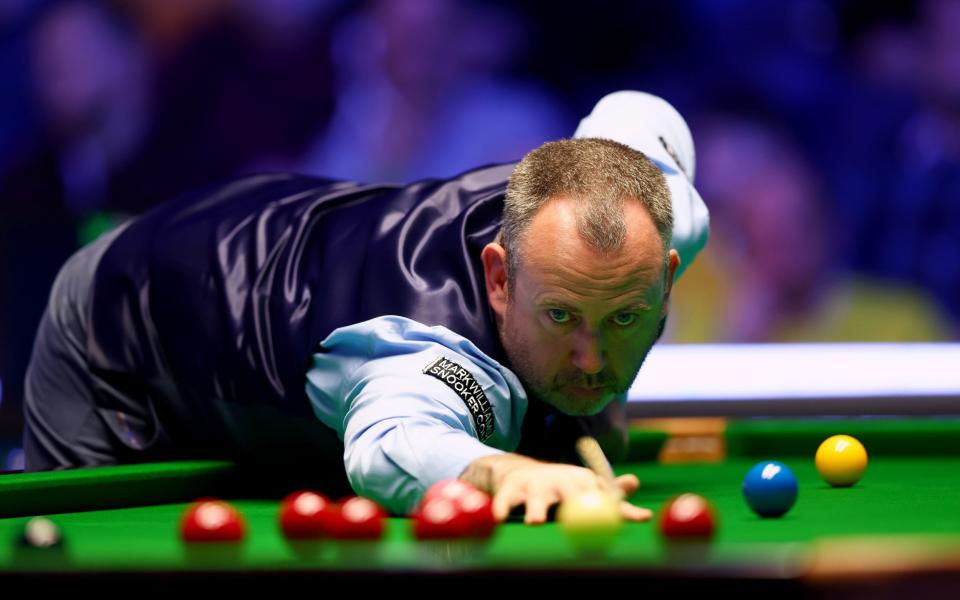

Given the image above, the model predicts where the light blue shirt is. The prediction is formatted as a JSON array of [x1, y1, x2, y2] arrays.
[[305, 315, 527, 515]]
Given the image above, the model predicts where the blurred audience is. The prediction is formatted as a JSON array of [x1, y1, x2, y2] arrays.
[[144, 0, 341, 181], [2, 0, 960, 450], [1, 0, 152, 217], [299, 0, 569, 183], [834, 0, 960, 327], [666, 113, 955, 343], [0, 0, 44, 182]]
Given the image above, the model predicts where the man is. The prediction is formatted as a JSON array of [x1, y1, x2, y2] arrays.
[[23, 91, 709, 523]]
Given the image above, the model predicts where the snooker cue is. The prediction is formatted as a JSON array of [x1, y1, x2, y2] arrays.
[[575, 435, 625, 500]]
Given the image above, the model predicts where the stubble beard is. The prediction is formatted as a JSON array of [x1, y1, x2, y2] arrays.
[[498, 305, 641, 417]]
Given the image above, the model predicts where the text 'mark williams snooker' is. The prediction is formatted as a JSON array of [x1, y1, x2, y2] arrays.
[[422, 356, 495, 442]]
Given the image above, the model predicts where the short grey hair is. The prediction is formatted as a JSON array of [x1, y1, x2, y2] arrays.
[[499, 137, 673, 286]]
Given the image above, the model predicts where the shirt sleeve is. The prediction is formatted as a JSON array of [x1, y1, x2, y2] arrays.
[[572, 90, 710, 279], [305, 316, 526, 515]]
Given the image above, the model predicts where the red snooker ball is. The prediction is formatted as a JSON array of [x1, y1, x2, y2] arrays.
[[279, 491, 336, 539], [454, 489, 496, 539], [423, 479, 479, 504], [658, 494, 717, 539], [181, 499, 246, 542], [413, 497, 473, 539], [334, 497, 386, 540]]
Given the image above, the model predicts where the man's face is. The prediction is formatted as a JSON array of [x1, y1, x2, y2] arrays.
[[483, 196, 679, 416]]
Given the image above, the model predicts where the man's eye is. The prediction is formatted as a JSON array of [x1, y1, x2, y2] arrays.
[[548, 309, 571, 323], [612, 312, 637, 327]]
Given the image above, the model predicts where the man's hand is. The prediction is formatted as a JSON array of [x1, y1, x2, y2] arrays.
[[460, 453, 652, 525]]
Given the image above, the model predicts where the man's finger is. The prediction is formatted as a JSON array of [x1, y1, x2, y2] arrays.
[[615, 473, 641, 496], [492, 487, 526, 521], [621, 502, 653, 522], [523, 494, 551, 525]]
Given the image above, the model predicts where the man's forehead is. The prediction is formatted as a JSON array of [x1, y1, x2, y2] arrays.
[[522, 248, 664, 299], [518, 199, 666, 298], [522, 197, 664, 267]]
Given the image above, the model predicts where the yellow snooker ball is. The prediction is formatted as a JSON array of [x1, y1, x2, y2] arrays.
[[815, 434, 868, 486]]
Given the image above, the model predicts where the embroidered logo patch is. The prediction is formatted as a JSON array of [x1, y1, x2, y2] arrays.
[[422, 357, 494, 442]]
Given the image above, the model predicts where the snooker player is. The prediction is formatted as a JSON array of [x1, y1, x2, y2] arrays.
[[22, 91, 709, 523]]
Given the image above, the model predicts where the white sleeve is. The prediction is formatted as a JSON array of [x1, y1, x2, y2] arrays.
[[305, 316, 527, 515], [574, 90, 710, 278]]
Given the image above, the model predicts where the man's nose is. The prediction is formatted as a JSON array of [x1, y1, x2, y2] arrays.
[[571, 327, 605, 375]]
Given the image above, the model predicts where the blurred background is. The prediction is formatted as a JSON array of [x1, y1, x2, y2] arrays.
[[2, 0, 959, 465]]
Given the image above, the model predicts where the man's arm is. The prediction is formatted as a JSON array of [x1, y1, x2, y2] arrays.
[[307, 316, 526, 515]]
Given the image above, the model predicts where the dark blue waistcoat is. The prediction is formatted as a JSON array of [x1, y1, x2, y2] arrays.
[[85, 164, 513, 460]]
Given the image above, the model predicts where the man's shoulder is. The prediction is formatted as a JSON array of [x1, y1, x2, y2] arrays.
[[442, 162, 516, 193], [134, 163, 514, 234]]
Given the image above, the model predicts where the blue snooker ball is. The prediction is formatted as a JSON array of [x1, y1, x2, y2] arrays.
[[742, 461, 798, 518]]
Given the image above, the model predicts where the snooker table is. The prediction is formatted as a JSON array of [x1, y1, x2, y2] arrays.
[[2, 418, 960, 594]]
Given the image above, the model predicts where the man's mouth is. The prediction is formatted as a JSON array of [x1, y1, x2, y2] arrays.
[[569, 385, 606, 399]]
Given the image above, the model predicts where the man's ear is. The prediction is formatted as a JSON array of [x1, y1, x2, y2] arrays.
[[481, 242, 509, 318], [660, 249, 680, 317]]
